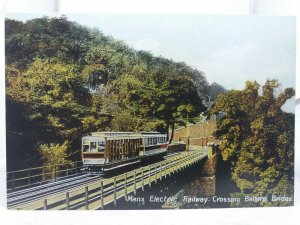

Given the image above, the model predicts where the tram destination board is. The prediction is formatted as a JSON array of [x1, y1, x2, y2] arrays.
[[5, 13, 296, 210]]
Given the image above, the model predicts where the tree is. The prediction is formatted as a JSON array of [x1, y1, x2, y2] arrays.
[[150, 72, 205, 143], [207, 82, 227, 105], [210, 80, 294, 206], [38, 141, 70, 179], [82, 64, 108, 90], [5, 17, 97, 70], [6, 59, 92, 168]]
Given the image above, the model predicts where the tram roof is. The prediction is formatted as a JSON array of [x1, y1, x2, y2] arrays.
[[84, 132, 166, 138]]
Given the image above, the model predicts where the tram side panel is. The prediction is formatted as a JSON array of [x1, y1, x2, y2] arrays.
[[142, 135, 168, 157], [106, 138, 141, 162], [81, 134, 168, 171]]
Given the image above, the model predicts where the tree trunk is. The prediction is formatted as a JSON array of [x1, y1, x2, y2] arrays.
[[166, 123, 169, 142], [169, 122, 175, 144]]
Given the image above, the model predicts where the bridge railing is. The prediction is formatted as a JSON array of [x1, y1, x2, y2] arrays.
[[11, 149, 208, 210], [6, 161, 83, 191]]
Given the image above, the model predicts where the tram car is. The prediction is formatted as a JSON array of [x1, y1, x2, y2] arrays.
[[81, 132, 168, 171]]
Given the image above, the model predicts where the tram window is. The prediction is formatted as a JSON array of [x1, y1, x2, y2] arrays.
[[90, 142, 97, 152], [98, 141, 105, 152], [83, 145, 89, 152]]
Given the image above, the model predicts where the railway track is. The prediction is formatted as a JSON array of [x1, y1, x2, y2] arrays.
[[7, 155, 167, 209], [7, 173, 103, 208]]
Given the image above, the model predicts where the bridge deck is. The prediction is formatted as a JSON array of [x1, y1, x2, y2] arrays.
[[9, 148, 209, 210]]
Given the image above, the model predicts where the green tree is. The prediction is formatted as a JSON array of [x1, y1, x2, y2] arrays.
[[210, 80, 294, 206], [6, 59, 92, 167], [38, 141, 70, 179], [207, 82, 227, 104], [149, 70, 205, 142], [5, 16, 98, 70]]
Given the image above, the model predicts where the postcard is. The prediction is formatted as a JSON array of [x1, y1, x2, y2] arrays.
[[5, 13, 296, 210]]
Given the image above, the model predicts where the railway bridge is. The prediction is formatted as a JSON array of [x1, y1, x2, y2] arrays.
[[7, 117, 220, 210]]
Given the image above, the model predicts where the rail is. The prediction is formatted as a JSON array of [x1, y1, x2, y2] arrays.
[[10, 149, 208, 210], [7, 161, 83, 191]]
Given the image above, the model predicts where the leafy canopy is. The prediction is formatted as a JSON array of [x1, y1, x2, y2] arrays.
[[211, 80, 294, 206]]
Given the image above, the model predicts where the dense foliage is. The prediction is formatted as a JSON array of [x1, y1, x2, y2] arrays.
[[210, 80, 294, 206], [6, 16, 224, 170]]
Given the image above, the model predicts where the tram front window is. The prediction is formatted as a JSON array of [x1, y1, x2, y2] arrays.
[[83, 145, 89, 152], [90, 142, 97, 152]]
